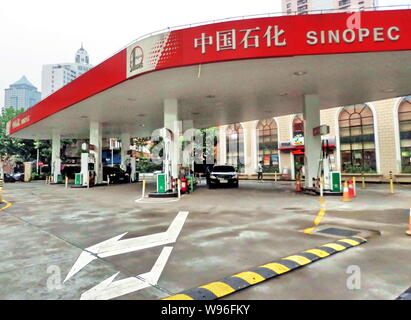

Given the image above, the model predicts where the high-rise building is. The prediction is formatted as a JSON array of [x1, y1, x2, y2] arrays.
[[282, 0, 376, 15], [41, 45, 93, 99], [3, 75, 41, 113]]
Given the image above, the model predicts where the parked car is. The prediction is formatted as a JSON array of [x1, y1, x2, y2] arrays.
[[11, 172, 24, 182], [3, 173, 16, 183], [103, 166, 130, 184], [207, 165, 239, 189]]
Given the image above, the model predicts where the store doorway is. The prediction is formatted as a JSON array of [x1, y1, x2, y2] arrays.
[[294, 153, 305, 179]]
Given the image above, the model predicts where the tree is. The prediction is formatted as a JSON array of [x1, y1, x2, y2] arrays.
[[0, 107, 51, 168]]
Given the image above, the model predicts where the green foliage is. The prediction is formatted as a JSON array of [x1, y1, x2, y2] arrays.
[[136, 160, 162, 173], [0, 107, 51, 163]]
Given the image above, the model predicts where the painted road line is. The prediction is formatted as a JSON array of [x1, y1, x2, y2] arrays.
[[81, 246, 173, 300], [304, 198, 327, 234], [163, 236, 367, 300], [0, 200, 12, 211], [64, 211, 189, 283]]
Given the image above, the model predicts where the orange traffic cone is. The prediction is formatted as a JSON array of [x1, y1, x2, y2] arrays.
[[407, 209, 411, 236], [342, 181, 351, 202], [348, 179, 356, 198], [295, 177, 302, 192]]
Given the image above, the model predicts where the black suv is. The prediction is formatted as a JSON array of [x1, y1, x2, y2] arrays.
[[207, 165, 239, 189], [103, 166, 130, 184]]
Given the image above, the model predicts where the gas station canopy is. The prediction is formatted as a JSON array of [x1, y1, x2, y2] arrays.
[[8, 9, 411, 139]]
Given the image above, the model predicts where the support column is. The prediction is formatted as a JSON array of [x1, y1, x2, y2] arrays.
[[243, 121, 256, 175], [164, 99, 180, 183], [120, 133, 131, 171], [182, 120, 194, 172], [218, 126, 227, 165], [90, 121, 103, 184], [303, 94, 322, 188], [51, 132, 61, 182]]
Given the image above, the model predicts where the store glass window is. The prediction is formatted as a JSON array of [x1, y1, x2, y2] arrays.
[[226, 123, 244, 172], [339, 104, 376, 173], [292, 114, 304, 144], [257, 119, 279, 173], [398, 96, 411, 173]]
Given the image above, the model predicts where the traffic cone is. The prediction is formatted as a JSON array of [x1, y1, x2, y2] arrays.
[[295, 177, 302, 192], [348, 179, 356, 198], [407, 209, 411, 236], [342, 181, 351, 202]]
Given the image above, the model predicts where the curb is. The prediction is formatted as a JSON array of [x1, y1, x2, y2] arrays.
[[163, 236, 367, 300]]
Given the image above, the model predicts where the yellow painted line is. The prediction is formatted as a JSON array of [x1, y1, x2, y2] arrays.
[[163, 294, 193, 300], [303, 227, 315, 234], [313, 208, 326, 226], [321, 243, 346, 251], [304, 248, 330, 258], [199, 281, 235, 298], [232, 271, 266, 285], [0, 200, 12, 211], [338, 239, 360, 246], [282, 255, 312, 265], [260, 262, 290, 274]]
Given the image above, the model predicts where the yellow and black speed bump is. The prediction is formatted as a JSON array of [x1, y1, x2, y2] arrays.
[[163, 236, 367, 300]]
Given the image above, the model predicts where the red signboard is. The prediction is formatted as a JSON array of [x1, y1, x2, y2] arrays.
[[8, 9, 411, 135]]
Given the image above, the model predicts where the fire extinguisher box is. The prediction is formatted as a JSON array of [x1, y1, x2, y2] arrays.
[[157, 173, 166, 194]]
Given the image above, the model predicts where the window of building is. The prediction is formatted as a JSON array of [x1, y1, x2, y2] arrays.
[[257, 119, 279, 173], [292, 114, 304, 138], [398, 96, 411, 173], [226, 123, 244, 172], [339, 105, 376, 173]]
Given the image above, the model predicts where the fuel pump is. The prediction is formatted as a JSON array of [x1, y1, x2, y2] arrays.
[[162, 128, 173, 192], [80, 143, 96, 187], [316, 139, 342, 194]]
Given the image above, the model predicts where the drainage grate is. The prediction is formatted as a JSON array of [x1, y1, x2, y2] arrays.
[[317, 228, 359, 237]]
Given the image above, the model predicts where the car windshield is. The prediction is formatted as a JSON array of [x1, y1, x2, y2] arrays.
[[212, 166, 236, 172]]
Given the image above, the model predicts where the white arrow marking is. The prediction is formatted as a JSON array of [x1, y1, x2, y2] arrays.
[[80, 246, 173, 300], [64, 211, 188, 283]]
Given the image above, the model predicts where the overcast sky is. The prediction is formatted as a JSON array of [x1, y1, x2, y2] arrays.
[[0, 0, 410, 106]]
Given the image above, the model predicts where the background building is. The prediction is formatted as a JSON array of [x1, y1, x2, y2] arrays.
[[41, 45, 93, 99], [3, 75, 41, 113], [281, 0, 376, 15]]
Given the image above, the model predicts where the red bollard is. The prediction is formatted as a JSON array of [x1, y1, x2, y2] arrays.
[[181, 178, 188, 194]]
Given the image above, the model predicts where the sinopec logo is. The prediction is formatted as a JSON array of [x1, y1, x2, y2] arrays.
[[129, 45, 144, 72]]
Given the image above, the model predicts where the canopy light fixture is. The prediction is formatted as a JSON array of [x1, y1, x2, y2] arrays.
[[293, 71, 307, 76]]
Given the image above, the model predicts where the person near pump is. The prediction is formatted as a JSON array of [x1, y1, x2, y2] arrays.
[[257, 161, 263, 182]]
